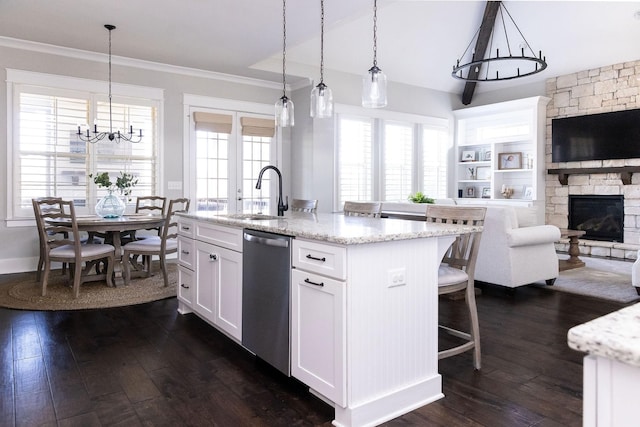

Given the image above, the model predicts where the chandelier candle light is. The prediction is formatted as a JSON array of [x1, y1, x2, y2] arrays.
[[362, 0, 387, 108], [77, 25, 143, 143], [275, 0, 294, 127], [310, 0, 333, 118]]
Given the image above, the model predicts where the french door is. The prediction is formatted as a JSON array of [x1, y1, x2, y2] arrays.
[[192, 109, 276, 215]]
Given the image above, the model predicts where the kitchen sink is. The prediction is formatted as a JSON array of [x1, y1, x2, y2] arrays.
[[225, 213, 280, 221]]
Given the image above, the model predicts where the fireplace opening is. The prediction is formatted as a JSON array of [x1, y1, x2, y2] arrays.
[[568, 195, 624, 242]]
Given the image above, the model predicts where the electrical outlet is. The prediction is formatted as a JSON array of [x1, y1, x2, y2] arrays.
[[387, 267, 406, 287]]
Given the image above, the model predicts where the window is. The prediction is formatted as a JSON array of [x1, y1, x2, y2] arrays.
[[336, 111, 449, 208], [190, 104, 276, 215], [7, 70, 161, 221]]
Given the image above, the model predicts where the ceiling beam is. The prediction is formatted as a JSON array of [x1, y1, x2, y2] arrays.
[[461, 1, 501, 105]]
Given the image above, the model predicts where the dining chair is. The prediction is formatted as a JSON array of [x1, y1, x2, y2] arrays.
[[291, 198, 318, 213], [425, 205, 486, 370], [343, 201, 382, 218], [33, 197, 69, 282], [122, 198, 190, 287], [33, 198, 116, 298]]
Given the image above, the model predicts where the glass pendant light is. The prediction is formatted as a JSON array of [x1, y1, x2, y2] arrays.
[[275, 0, 294, 127], [310, 0, 333, 118], [362, 0, 387, 108]]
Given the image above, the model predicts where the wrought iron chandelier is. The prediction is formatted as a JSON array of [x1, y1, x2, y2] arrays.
[[451, 2, 547, 82], [362, 0, 387, 108], [77, 25, 143, 143], [275, 0, 294, 127], [310, 0, 333, 118]]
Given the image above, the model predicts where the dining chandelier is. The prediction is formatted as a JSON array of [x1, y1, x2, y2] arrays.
[[310, 0, 333, 118], [275, 0, 294, 127], [77, 25, 143, 143], [451, 2, 547, 82], [362, 0, 387, 108]]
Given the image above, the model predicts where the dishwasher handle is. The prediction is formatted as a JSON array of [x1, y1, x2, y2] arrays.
[[244, 232, 290, 248]]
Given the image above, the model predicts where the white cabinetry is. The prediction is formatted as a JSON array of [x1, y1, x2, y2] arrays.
[[454, 96, 549, 203], [291, 238, 346, 406], [177, 218, 243, 342]]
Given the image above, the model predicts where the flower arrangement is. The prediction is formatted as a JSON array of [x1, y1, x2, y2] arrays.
[[90, 171, 138, 197], [407, 191, 435, 204]]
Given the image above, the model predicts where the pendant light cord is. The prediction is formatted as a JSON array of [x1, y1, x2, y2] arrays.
[[282, 0, 287, 97], [372, 0, 378, 67], [108, 26, 113, 133], [320, 0, 325, 84]]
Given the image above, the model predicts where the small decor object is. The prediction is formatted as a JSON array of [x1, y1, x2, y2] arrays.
[[481, 187, 491, 198], [476, 166, 490, 180], [484, 150, 492, 161], [90, 171, 138, 218], [466, 187, 475, 198], [523, 186, 534, 199], [500, 184, 514, 199], [407, 192, 434, 204], [468, 167, 476, 180], [461, 150, 476, 162], [498, 152, 522, 170]]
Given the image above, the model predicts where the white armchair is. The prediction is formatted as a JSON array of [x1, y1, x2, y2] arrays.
[[474, 206, 561, 288]]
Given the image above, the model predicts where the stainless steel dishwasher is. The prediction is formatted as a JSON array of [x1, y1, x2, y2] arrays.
[[242, 229, 292, 375]]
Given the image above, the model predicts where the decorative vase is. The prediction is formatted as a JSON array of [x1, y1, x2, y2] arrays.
[[95, 190, 126, 218]]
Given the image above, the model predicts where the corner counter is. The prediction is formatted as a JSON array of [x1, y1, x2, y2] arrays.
[[568, 303, 640, 427], [176, 211, 480, 427]]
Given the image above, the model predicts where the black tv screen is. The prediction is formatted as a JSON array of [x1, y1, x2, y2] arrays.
[[552, 109, 640, 162]]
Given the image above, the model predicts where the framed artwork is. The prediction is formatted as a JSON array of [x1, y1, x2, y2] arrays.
[[466, 186, 475, 197], [484, 150, 492, 161], [523, 186, 534, 199], [498, 152, 523, 170], [461, 150, 476, 162], [481, 187, 491, 198], [476, 166, 491, 180]]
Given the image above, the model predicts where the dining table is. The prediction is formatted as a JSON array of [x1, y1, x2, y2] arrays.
[[47, 213, 165, 286]]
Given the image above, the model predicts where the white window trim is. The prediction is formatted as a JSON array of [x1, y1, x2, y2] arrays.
[[6, 69, 164, 226]]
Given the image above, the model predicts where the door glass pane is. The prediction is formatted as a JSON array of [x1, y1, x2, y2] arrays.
[[195, 130, 230, 213], [242, 135, 272, 213]]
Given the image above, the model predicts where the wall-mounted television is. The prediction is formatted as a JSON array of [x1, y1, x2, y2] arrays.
[[552, 108, 640, 162]]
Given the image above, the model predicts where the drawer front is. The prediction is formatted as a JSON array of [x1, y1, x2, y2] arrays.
[[177, 264, 194, 306], [292, 239, 346, 280], [195, 221, 242, 252], [177, 236, 196, 270], [178, 217, 195, 238]]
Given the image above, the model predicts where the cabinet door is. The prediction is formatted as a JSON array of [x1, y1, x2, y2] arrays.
[[213, 245, 243, 341], [291, 269, 346, 406], [194, 241, 217, 323], [194, 240, 243, 341]]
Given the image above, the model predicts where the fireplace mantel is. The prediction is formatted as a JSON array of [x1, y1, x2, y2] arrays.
[[547, 166, 640, 185]]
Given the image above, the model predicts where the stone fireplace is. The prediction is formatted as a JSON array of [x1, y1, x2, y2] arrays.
[[546, 59, 640, 260]]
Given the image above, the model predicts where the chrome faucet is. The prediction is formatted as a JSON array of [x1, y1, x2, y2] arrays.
[[255, 165, 288, 216]]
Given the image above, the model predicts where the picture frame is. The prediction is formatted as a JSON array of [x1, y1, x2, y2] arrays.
[[466, 186, 475, 198], [484, 150, 492, 161], [461, 150, 476, 162], [498, 152, 523, 170], [481, 187, 491, 198], [523, 186, 534, 199], [476, 166, 491, 180]]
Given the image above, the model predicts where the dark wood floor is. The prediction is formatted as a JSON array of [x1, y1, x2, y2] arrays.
[[0, 273, 628, 427]]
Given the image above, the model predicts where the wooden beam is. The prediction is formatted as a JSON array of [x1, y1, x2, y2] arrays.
[[547, 166, 640, 185], [461, 1, 501, 105]]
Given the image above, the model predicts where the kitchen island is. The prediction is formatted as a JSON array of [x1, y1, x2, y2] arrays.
[[176, 211, 481, 427], [568, 303, 640, 427]]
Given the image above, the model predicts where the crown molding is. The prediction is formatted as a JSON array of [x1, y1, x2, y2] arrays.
[[0, 36, 282, 90]]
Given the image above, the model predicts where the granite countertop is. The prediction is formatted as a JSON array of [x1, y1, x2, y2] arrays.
[[568, 303, 640, 367], [177, 211, 482, 245]]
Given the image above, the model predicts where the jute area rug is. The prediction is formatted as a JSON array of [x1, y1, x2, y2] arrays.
[[0, 262, 177, 311], [533, 256, 640, 304]]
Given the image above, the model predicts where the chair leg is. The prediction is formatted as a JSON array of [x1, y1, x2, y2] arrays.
[[36, 255, 43, 282], [41, 264, 51, 296], [123, 253, 131, 285], [72, 262, 82, 299], [159, 256, 168, 287], [106, 256, 115, 287], [466, 281, 481, 370]]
